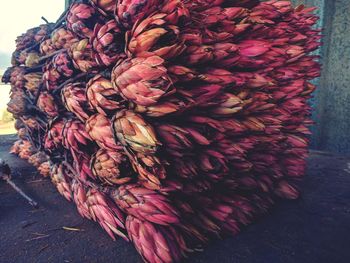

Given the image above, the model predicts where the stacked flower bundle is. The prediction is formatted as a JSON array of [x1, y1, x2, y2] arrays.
[[2, 0, 321, 262]]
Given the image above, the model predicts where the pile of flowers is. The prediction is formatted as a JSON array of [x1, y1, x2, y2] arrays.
[[2, 0, 320, 262]]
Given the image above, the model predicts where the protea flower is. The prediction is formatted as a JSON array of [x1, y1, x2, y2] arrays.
[[126, 0, 189, 59], [229, 0, 260, 8], [161, 0, 190, 24], [52, 51, 75, 78], [24, 52, 40, 67], [156, 124, 196, 157], [86, 75, 126, 116], [196, 194, 255, 233], [11, 51, 22, 66], [73, 152, 96, 181], [34, 23, 53, 42], [69, 39, 99, 73], [62, 119, 93, 155], [18, 140, 36, 160], [249, 0, 292, 24], [43, 63, 62, 91], [92, 20, 125, 67], [170, 157, 199, 179], [61, 83, 93, 122], [183, 42, 238, 65], [126, 13, 185, 60], [1, 67, 13, 83], [233, 40, 289, 69], [126, 216, 186, 262], [17, 128, 27, 140], [167, 64, 199, 83], [86, 188, 128, 241], [51, 28, 79, 50], [7, 95, 28, 117], [37, 92, 59, 118], [66, 2, 101, 39], [14, 119, 24, 130], [6, 1, 322, 261], [111, 184, 180, 225], [282, 156, 307, 178], [182, 10, 249, 44], [38, 161, 51, 177], [51, 163, 73, 201], [16, 50, 34, 66], [72, 180, 92, 219], [21, 116, 41, 130], [195, 6, 248, 27], [28, 152, 49, 168], [85, 113, 122, 151], [184, 0, 224, 11], [112, 110, 160, 154], [15, 23, 53, 51], [128, 152, 167, 190], [43, 52, 75, 91], [115, 0, 161, 29], [131, 96, 189, 117], [23, 73, 42, 94], [10, 67, 26, 89], [91, 148, 133, 185], [40, 39, 56, 55], [91, 0, 116, 13], [20, 147, 33, 161], [44, 118, 65, 151], [15, 27, 36, 51], [198, 149, 229, 182], [210, 93, 244, 116], [112, 56, 174, 106], [157, 125, 193, 156], [10, 140, 23, 155], [174, 198, 223, 238], [9, 88, 26, 100]]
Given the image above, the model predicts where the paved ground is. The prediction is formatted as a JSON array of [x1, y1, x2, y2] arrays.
[[0, 134, 349, 263]]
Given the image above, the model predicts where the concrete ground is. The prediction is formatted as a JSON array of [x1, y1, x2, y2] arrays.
[[0, 134, 349, 263]]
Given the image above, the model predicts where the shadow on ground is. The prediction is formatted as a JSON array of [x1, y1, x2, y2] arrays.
[[0, 135, 349, 263]]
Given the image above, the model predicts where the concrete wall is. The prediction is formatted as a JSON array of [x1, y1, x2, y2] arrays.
[[292, 0, 350, 154]]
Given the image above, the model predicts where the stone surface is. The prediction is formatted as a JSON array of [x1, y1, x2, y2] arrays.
[[312, 1, 350, 153], [1, 135, 350, 263], [292, 0, 350, 153]]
